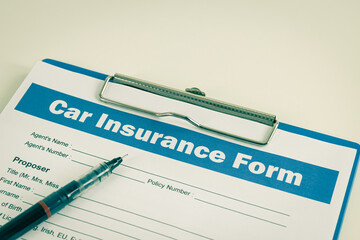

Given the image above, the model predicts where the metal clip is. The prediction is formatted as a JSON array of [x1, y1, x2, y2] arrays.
[[99, 74, 278, 145]]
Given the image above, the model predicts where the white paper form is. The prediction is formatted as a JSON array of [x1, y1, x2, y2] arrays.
[[0, 60, 358, 240]]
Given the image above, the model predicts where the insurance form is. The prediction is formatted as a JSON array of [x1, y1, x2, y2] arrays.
[[0, 60, 358, 239]]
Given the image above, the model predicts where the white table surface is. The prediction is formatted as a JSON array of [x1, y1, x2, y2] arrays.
[[0, 1, 359, 239]]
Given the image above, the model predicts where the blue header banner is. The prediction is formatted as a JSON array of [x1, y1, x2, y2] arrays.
[[15, 83, 339, 204]]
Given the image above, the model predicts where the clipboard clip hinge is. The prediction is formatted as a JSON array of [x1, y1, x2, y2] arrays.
[[99, 74, 278, 145]]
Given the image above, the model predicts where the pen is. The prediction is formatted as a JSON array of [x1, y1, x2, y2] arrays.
[[0, 155, 126, 240]]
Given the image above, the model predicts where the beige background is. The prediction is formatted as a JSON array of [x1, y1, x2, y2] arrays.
[[0, 0, 359, 239]]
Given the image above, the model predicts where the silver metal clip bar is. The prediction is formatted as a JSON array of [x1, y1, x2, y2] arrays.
[[99, 74, 278, 145]]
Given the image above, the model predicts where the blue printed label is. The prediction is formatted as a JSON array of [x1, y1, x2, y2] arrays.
[[15, 83, 339, 204]]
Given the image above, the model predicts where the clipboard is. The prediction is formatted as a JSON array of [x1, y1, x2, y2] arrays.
[[0, 58, 358, 239]]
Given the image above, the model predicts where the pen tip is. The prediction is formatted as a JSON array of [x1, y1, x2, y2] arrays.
[[107, 155, 127, 170]]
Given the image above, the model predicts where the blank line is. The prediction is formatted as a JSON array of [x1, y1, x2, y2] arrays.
[[22, 201, 32, 205], [195, 198, 287, 228], [113, 172, 146, 183], [71, 159, 92, 167], [72, 149, 108, 161], [123, 164, 289, 216], [45, 221, 102, 240], [57, 213, 141, 240], [71, 160, 145, 184], [81, 196, 213, 240], [69, 204, 177, 239], [34, 192, 45, 198]]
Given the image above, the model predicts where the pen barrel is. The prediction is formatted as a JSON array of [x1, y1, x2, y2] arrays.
[[0, 160, 118, 239], [0, 181, 79, 240], [42, 180, 80, 213], [0, 202, 48, 240], [75, 162, 112, 195]]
